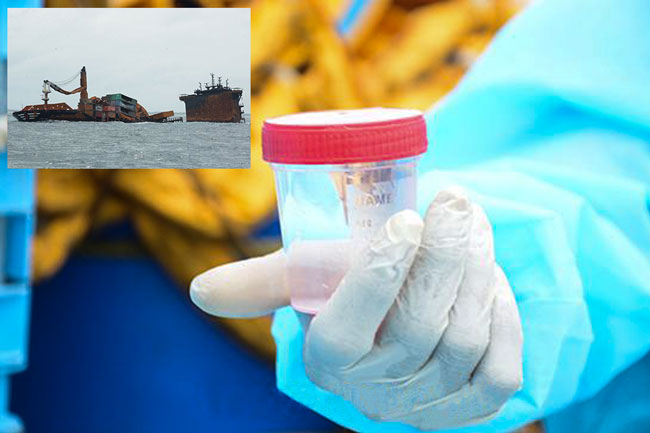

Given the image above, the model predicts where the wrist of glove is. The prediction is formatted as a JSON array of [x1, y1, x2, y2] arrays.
[[191, 188, 524, 431]]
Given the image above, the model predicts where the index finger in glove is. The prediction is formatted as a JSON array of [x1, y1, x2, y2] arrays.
[[305, 210, 423, 372]]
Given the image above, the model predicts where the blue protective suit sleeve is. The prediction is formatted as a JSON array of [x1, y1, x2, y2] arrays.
[[544, 353, 650, 433], [272, 0, 650, 431]]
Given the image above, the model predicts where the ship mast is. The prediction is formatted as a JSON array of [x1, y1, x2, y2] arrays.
[[210, 73, 215, 89], [80, 66, 88, 102], [42, 81, 51, 105]]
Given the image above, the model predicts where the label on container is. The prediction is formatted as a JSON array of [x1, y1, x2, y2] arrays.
[[345, 171, 416, 241]]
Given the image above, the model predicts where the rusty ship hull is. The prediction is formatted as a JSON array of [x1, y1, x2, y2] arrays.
[[12, 103, 88, 122], [179, 76, 244, 123], [12, 104, 176, 123], [13, 110, 89, 121]]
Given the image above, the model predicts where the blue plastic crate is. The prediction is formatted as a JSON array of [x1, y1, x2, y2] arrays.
[[0, 282, 30, 369], [0, 152, 34, 433], [0, 161, 33, 372]]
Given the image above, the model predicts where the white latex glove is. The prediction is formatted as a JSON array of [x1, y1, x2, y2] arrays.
[[190, 188, 523, 431]]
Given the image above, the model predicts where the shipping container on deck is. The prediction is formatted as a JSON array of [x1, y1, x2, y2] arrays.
[[105, 94, 136, 104]]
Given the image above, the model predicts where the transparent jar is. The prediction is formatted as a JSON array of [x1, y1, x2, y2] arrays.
[[263, 108, 427, 314]]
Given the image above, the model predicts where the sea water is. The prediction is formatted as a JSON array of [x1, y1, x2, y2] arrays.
[[7, 112, 251, 169]]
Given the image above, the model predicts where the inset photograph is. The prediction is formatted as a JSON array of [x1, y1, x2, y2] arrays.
[[7, 8, 250, 168]]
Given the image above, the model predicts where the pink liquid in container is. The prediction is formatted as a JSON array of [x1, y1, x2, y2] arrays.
[[262, 108, 428, 314]]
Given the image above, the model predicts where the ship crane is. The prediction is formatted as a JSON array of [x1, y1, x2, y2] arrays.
[[42, 66, 88, 105]]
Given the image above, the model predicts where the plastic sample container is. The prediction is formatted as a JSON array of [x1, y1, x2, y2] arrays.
[[262, 108, 427, 314]]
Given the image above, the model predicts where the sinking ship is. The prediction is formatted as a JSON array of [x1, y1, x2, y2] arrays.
[[179, 74, 244, 123], [13, 66, 181, 123]]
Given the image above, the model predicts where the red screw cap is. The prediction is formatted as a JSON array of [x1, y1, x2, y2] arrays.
[[262, 107, 428, 165]]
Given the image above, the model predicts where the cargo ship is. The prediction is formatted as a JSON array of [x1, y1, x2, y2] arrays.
[[13, 66, 180, 123], [179, 74, 244, 123]]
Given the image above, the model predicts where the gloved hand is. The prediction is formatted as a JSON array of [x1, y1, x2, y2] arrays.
[[190, 188, 523, 430]]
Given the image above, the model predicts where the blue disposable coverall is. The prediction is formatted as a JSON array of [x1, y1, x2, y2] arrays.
[[272, 0, 650, 431]]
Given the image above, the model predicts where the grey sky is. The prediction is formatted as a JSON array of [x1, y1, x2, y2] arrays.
[[7, 8, 250, 113]]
